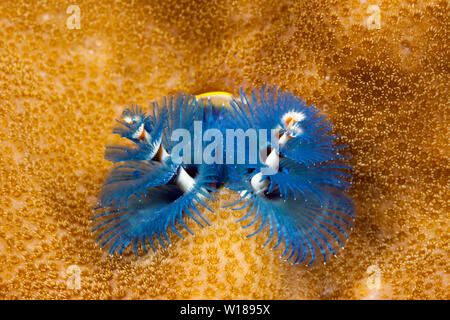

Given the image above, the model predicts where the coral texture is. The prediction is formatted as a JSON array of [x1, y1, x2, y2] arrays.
[[0, 0, 448, 299]]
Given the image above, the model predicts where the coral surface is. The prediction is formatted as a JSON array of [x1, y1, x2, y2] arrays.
[[0, 0, 448, 299]]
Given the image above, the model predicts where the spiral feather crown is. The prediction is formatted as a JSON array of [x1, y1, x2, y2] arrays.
[[93, 86, 354, 265]]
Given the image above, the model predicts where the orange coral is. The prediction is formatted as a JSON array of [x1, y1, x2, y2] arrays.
[[0, 0, 448, 299]]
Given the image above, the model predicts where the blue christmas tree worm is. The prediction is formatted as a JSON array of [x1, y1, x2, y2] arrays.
[[93, 87, 354, 265], [224, 86, 355, 265]]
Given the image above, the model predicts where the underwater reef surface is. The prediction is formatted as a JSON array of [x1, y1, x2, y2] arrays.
[[0, 0, 448, 299]]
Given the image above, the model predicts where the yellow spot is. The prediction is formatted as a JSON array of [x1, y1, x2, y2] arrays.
[[195, 91, 234, 108]]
